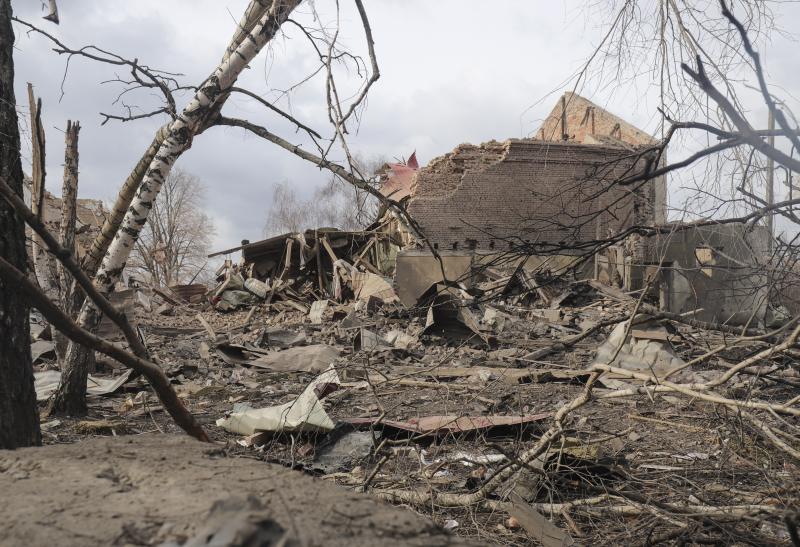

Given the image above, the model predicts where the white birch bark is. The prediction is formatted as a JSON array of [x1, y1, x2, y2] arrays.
[[81, 1, 271, 274], [54, 0, 301, 414], [59, 0, 300, 390], [91, 0, 299, 298], [54, 0, 301, 413], [43, 0, 59, 24], [223, 0, 273, 63]]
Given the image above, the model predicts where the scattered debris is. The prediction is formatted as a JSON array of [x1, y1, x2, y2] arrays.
[[216, 366, 340, 435], [34, 369, 133, 401], [345, 414, 550, 437], [312, 423, 377, 474], [508, 494, 574, 547], [247, 344, 340, 373], [22, 94, 798, 544], [31, 339, 56, 363]]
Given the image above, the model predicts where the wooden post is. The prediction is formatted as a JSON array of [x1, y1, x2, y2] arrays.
[[27, 85, 48, 287], [27, 86, 60, 300]]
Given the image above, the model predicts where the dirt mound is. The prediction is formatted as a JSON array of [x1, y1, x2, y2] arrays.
[[0, 434, 474, 547]]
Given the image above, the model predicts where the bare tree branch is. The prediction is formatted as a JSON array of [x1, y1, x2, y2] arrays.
[[0, 174, 208, 442]]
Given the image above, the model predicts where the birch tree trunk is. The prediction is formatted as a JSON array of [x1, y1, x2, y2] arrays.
[[83, 0, 272, 277], [51, 0, 278, 413], [196, 0, 275, 133], [0, 0, 41, 448], [43, 0, 59, 24], [54, 120, 80, 361], [82, 125, 168, 277], [50, 0, 301, 415], [82, 0, 273, 274]]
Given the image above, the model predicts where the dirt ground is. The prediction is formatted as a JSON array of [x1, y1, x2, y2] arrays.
[[0, 433, 477, 546], [18, 281, 800, 546]]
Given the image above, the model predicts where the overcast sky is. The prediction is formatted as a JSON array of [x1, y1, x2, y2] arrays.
[[11, 1, 800, 252]]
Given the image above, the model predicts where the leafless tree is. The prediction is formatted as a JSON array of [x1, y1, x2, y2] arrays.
[[9, 0, 415, 415], [488, 0, 797, 281], [127, 168, 215, 287], [264, 154, 385, 236]]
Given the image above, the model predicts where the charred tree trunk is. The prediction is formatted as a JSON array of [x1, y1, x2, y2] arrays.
[[49, 330, 90, 414], [53, 121, 80, 361], [0, 0, 41, 449], [58, 121, 80, 294]]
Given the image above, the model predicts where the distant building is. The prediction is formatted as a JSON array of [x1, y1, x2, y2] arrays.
[[23, 178, 108, 260]]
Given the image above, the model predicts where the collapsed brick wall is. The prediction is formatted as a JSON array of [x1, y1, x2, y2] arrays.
[[42, 191, 107, 258], [410, 141, 508, 198], [24, 178, 107, 261], [407, 139, 657, 253]]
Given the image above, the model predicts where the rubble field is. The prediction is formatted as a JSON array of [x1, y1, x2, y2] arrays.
[[23, 276, 800, 546]]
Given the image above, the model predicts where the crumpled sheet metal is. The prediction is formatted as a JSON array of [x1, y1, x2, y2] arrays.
[[34, 369, 133, 402], [422, 284, 491, 345], [249, 344, 340, 373], [216, 366, 340, 435], [350, 272, 399, 304]]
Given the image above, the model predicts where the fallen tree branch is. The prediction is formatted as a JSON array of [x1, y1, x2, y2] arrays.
[[483, 496, 779, 518], [0, 255, 208, 442], [374, 372, 603, 507], [593, 364, 800, 416], [0, 175, 147, 359]]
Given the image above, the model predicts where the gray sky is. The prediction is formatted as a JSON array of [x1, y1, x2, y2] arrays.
[[11, 1, 800, 251]]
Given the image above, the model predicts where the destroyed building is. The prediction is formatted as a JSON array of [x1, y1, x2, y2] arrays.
[[397, 92, 666, 254], [536, 91, 658, 146], [381, 94, 666, 305], [641, 223, 771, 323], [384, 93, 770, 324], [213, 93, 773, 325], [23, 178, 108, 260], [405, 140, 662, 253]]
